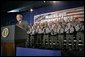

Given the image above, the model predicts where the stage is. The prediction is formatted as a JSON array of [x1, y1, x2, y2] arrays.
[[16, 47, 62, 56]]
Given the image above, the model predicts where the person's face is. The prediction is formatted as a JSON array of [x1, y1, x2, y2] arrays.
[[16, 14, 23, 21]]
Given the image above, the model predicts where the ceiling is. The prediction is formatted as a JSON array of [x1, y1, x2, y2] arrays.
[[1, 1, 50, 12], [1, 1, 84, 13]]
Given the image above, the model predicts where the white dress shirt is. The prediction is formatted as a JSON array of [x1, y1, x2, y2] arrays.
[[45, 27, 51, 33], [27, 29, 31, 34], [65, 26, 74, 33], [31, 29, 35, 35], [59, 28, 64, 33], [38, 28, 44, 34], [57, 25, 61, 33], [75, 24, 80, 31], [70, 27, 74, 33], [81, 25, 84, 31]]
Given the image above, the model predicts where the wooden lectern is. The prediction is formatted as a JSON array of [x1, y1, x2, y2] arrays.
[[1, 25, 28, 56]]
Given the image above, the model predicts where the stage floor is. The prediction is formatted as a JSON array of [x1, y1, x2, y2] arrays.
[[16, 47, 62, 56]]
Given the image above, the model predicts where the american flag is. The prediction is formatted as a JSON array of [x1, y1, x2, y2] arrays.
[[66, 7, 84, 19], [34, 6, 84, 23]]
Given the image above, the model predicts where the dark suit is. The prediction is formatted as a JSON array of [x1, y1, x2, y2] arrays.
[[16, 20, 29, 31]]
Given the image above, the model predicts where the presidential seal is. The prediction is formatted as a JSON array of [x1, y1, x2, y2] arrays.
[[2, 28, 9, 38]]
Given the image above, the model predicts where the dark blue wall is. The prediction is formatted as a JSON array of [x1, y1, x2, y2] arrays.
[[1, 13, 17, 27], [1, 1, 84, 27]]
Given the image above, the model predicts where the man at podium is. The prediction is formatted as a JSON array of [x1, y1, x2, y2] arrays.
[[16, 14, 30, 31]]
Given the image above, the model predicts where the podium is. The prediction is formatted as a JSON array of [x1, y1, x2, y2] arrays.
[[1, 25, 28, 56]]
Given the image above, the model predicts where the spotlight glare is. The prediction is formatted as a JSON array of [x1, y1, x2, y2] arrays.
[[7, 9, 19, 13], [53, 1, 56, 3], [49, 1, 61, 4], [30, 8, 33, 12], [44, 1, 46, 3]]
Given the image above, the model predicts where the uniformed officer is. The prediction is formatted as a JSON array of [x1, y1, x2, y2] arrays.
[[50, 23, 58, 49], [58, 23, 64, 49], [32, 25, 38, 48], [65, 22, 74, 50], [81, 22, 84, 32], [37, 25, 44, 48], [43, 22, 51, 48], [75, 19, 84, 50], [30, 26, 36, 48], [73, 18, 81, 32], [65, 22, 74, 33], [26, 26, 31, 47]]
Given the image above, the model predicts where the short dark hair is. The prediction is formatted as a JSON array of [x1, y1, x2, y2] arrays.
[[16, 14, 23, 16]]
